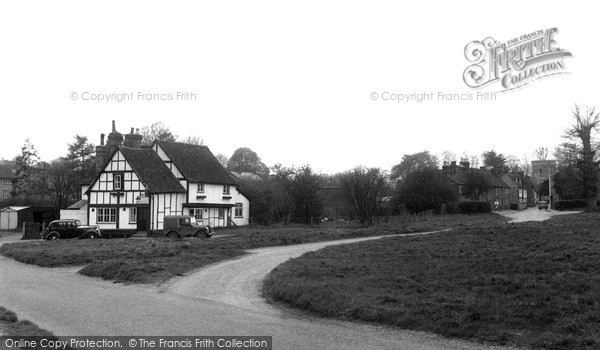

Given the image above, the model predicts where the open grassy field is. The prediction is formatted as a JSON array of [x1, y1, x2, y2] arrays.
[[263, 212, 600, 350], [0, 214, 506, 284]]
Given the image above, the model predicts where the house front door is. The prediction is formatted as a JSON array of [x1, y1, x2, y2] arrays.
[[137, 207, 150, 231]]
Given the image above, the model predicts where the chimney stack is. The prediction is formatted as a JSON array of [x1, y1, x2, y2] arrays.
[[107, 120, 123, 155], [124, 126, 142, 149], [96, 133, 108, 172]]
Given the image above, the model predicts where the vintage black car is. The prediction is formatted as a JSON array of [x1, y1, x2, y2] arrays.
[[163, 215, 213, 239], [43, 219, 102, 240]]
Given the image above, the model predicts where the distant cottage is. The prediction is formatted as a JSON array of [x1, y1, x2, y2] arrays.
[[67, 121, 249, 232]]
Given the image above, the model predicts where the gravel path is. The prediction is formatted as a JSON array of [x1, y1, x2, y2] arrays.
[[497, 207, 580, 223]]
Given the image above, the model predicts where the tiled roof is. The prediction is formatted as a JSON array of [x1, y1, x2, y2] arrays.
[[0, 161, 17, 179], [485, 173, 509, 188], [154, 141, 237, 185], [119, 147, 186, 193]]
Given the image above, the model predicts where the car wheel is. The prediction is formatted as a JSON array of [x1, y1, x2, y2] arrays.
[[166, 231, 179, 239], [88, 232, 98, 239], [47, 232, 59, 241]]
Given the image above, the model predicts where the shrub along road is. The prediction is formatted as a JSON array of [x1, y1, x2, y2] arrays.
[[0, 231, 518, 350]]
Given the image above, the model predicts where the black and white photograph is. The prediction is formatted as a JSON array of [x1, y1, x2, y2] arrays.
[[1, 1, 599, 349]]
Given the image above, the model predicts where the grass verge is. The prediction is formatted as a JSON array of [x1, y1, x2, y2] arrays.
[[0, 214, 505, 284], [0, 306, 54, 337], [263, 212, 600, 350]]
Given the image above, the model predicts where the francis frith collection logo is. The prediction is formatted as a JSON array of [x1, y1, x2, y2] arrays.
[[463, 28, 572, 91]]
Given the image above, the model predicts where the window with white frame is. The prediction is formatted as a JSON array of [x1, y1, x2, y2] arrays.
[[223, 185, 230, 195], [129, 207, 137, 224], [97, 208, 117, 223], [2, 190, 10, 199], [190, 208, 203, 220], [197, 183, 204, 193], [218, 208, 225, 219], [234, 203, 243, 217], [113, 173, 123, 190], [2, 178, 11, 184]]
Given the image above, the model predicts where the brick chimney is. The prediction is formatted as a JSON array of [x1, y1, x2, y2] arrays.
[[106, 120, 123, 155], [123, 127, 143, 149], [459, 158, 470, 169], [95, 133, 108, 172]]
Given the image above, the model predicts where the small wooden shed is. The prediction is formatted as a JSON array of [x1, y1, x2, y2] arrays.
[[0, 206, 33, 231]]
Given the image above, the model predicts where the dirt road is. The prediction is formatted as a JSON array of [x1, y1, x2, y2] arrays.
[[498, 207, 580, 223], [0, 232, 518, 350]]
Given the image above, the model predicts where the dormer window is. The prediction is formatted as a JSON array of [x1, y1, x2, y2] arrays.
[[197, 183, 204, 193], [223, 185, 230, 195]]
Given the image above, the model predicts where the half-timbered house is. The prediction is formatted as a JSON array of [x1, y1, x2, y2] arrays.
[[86, 147, 186, 231], [80, 121, 250, 233]]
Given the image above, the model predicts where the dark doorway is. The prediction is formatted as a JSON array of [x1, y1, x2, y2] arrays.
[[137, 207, 150, 231]]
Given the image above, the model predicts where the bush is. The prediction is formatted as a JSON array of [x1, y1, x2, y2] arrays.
[[458, 201, 492, 214], [554, 199, 587, 211], [510, 203, 518, 210]]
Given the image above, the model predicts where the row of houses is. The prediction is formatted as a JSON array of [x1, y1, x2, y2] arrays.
[[441, 159, 542, 210]]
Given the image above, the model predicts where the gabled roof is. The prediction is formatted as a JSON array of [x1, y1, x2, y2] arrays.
[[500, 174, 518, 188], [119, 147, 186, 193], [0, 161, 17, 179], [153, 141, 237, 185], [487, 174, 509, 188]]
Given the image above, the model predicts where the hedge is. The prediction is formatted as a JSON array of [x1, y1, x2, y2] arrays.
[[553, 199, 587, 211], [458, 201, 492, 214]]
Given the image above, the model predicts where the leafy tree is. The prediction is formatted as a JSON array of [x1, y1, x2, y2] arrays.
[[66, 135, 95, 164], [463, 171, 492, 201], [227, 147, 269, 176], [66, 135, 96, 196], [554, 142, 579, 168], [14, 139, 40, 195], [552, 166, 585, 200], [269, 164, 295, 223], [339, 166, 388, 225], [482, 150, 507, 170], [215, 153, 229, 168], [390, 151, 438, 182], [140, 122, 177, 146], [395, 169, 456, 214], [564, 105, 600, 210], [289, 165, 323, 224]]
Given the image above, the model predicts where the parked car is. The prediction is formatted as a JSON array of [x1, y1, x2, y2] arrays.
[[163, 215, 213, 239], [538, 200, 549, 210], [43, 219, 102, 240]]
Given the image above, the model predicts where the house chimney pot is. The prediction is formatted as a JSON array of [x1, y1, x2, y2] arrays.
[[130, 127, 134, 134], [112, 120, 116, 132], [100, 133, 105, 146]]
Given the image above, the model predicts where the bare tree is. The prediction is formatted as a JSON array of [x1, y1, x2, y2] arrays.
[[181, 136, 204, 146], [139, 122, 177, 146], [534, 147, 549, 161], [441, 151, 456, 164], [339, 166, 388, 225], [564, 105, 600, 210]]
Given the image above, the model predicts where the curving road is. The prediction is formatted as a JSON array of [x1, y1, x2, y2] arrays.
[[0, 232, 518, 350]]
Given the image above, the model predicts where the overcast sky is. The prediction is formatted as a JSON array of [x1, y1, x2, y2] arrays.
[[0, 1, 596, 174]]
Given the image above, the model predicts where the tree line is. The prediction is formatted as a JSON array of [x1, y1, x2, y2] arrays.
[[5, 105, 599, 224]]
